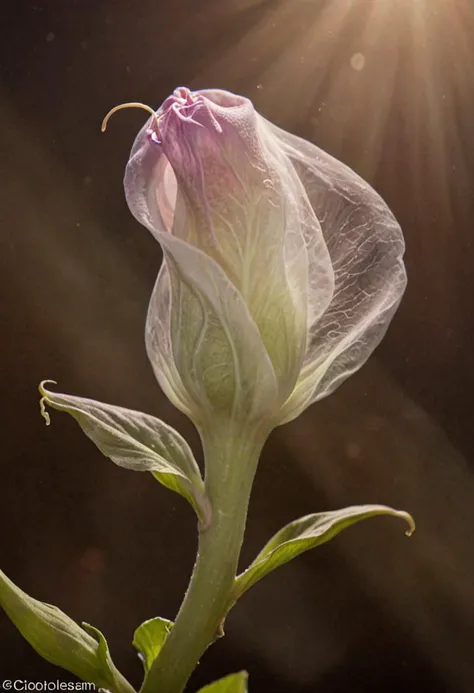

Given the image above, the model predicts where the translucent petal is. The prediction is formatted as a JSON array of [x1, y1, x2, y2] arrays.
[[268, 121, 406, 423], [255, 115, 335, 333], [145, 262, 197, 420], [124, 121, 177, 235]]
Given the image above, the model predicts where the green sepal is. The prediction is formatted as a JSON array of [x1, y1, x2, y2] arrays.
[[0, 569, 135, 693], [197, 671, 248, 693], [230, 504, 415, 607], [39, 381, 211, 527], [132, 616, 173, 673]]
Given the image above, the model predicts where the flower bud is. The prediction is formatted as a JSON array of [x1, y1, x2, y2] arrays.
[[122, 87, 406, 430]]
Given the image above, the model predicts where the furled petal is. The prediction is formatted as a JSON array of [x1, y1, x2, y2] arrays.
[[125, 88, 333, 424], [154, 88, 333, 400], [125, 115, 279, 428]]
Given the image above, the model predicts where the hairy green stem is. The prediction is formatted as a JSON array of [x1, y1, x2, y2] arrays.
[[140, 428, 266, 693]]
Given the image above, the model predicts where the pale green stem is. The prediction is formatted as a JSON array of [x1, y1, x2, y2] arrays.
[[140, 427, 267, 693]]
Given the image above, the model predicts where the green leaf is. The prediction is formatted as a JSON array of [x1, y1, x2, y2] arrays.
[[132, 616, 173, 673], [39, 381, 211, 527], [197, 671, 248, 693], [0, 569, 135, 693], [231, 505, 415, 606]]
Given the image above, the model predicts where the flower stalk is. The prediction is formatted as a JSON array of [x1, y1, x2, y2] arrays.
[[141, 427, 267, 693]]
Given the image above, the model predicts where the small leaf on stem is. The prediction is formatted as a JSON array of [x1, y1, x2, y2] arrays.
[[231, 504, 415, 607], [0, 569, 134, 693], [39, 381, 210, 525], [197, 671, 248, 693], [133, 616, 173, 673]]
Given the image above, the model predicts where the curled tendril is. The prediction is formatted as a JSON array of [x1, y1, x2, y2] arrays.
[[101, 102, 160, 133]]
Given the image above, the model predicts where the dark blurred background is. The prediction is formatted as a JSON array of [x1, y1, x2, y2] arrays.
[[1, 0, 473, 691]]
